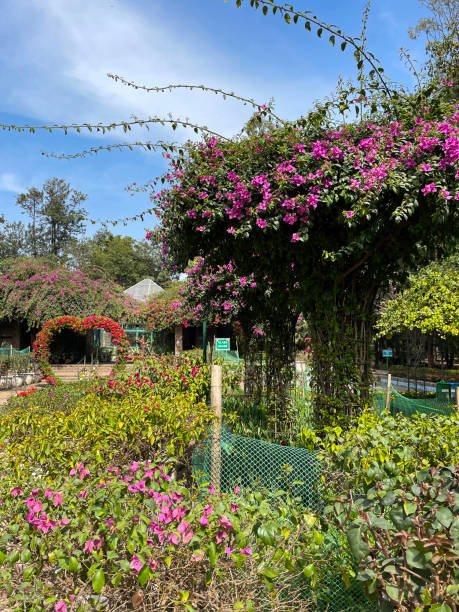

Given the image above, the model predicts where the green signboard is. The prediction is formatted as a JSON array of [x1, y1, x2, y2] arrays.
[[382, 349, 393, 357], [215, 338, 230, 351]]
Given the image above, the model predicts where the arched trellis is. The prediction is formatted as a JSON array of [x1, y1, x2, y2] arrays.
[[32, 315, 130, 385]]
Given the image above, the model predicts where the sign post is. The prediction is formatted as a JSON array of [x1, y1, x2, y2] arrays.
[[215, 338, 230, 353], [382, 348, 393, 372]]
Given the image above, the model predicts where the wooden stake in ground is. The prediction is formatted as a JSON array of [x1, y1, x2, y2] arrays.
[[210, 364, 223, 492], [385, 373, 392, 413], [456, 387, 459, 413]]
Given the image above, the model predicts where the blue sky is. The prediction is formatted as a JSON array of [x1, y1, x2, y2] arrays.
[[0, 0, 428, 240]]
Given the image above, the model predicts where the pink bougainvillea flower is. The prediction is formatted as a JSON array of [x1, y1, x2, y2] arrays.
[[219, 516, 234, 531], [225, 546, 235, 555], [216, 530, 228, 544], [421, 182, 437, 195], [207, 486, 216, 495], [240, 547, 253, 556], [55, 601, 67, 612], [199, 514, 209, 526], [192, 552, 203, 561], [230, 503, 240, 513], [53, 492, 63, 507], [234, 486, 241, 494], [345, 211, 355, 218], [149, 558, 159, 570], [130, 554, 143, 574], [10, 487, 23, 497], [177, 521, 194, 543]]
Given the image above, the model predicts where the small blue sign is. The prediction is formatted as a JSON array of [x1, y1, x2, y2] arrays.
[[382, 349, 393, 357]]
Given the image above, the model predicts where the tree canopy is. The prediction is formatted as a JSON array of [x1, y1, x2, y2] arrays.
[[16, 178, 87, 259], [376, 254, 459, 339], [71, 230, 168, 288]]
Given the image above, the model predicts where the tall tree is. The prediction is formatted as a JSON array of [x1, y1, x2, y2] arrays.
[[71, 229, 169, 288], [409, 0, 459, 99], [0, 219, 26, 261], [16, 178, 87, 259]]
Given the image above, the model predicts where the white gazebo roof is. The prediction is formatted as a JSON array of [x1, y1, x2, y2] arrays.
[[124, 278, 164, 302]]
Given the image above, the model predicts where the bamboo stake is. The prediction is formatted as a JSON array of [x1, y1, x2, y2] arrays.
[[385, 373, 392, 413], [210, 364, 222, 491], [456, 387, 459, 413]]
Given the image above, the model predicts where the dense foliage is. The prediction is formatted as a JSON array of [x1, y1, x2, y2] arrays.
[[32, 316, 130, 384], [0, 354, 211, 483], [376, 254, 459, 338], [327, 465, 459, 611], [0, 259, 141, 330]]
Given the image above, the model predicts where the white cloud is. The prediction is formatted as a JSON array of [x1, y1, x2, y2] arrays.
[[1, 0, 332, 144], [0, 173, 26, 194]]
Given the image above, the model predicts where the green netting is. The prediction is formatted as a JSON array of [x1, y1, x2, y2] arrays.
[[192, 428, 375, 611], [0, 345, 30, 356], [374, 386, 455, 417], [219, 349, 244, 363], [193, 426, 323, 510]]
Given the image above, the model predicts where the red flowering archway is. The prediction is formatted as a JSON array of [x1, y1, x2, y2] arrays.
[[33, 315, 130, 385]]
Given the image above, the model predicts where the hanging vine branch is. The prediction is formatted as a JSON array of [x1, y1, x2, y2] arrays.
[[41, 140, 182, 159], [0, 115, 230, 140], [107, 73, 285, 124], [229, 0, 394, 98]]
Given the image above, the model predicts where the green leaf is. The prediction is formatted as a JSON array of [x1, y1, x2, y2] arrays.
[[403, 501, 417, 515], [208, 542, 218, 567], [406, 547, 428, 570], [233, 603, 244, 611], [436, 507, 453, 528], [138, 565, 149, 586], [92, 568, 105, 594], [261, 566, 278, 579], [347, 527, 370, 562], [385, 584, 399, 602], [303, 564, 315, 578], [429, 605, 452, 612]]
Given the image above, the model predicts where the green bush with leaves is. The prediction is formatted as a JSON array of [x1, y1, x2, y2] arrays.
[[0, 460, 330, 611], [326, 465, 459, 611], [300, 409, 459, 492], [0, 355, 213, 488]]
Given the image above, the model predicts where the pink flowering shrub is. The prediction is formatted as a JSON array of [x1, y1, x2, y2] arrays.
[[0, 260, 140, 331], [0, 461, 329, 610]]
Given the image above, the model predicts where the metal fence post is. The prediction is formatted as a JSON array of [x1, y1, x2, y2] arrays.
[[210, 364, 222, 491]]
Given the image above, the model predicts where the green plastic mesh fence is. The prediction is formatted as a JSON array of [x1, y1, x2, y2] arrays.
[[0, 346, 30, 356], [193, 426, 323, 510], [374, 387, 455, 417], [219, 349, 244, 363], [192, 428, 375, 611]]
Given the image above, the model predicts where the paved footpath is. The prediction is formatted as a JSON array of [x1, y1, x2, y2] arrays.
[[0, 381, 48, 406]]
